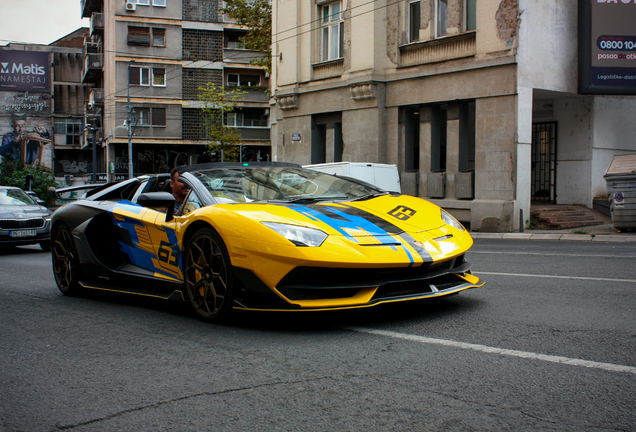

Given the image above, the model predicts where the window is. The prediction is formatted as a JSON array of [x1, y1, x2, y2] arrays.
[[54, 119, 83, 145], [320, 1, 344, 61], [132, 107, 166, 126], [152, 107, 166, 126], [129, 0, 150, 5], [152, 68, 166, 86], [128, 27, 165, 46], [466, 0, 476, 31], [431, 103, 447, 171], [436, 0, 447, 37], [225, 32, 246, 49], [224, 109, 268, 127], [129, 67, 166, 87], [152, 28, 166, 47], [153, 0, 166, 6], [409, 1, 420, 42], [128, 27, 150, 45], [227, 73, 260, 87], [224, 112, 243, 127]]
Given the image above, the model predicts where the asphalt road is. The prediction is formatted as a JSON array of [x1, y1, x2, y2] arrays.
[[1, 240, 635, 432]]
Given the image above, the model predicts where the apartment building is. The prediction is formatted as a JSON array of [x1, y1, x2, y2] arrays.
[[271, 0, 636, 232], [80, 0, 271, 181]]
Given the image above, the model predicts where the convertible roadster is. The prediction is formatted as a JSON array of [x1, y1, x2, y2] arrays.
[[51, 162, 482, 322]]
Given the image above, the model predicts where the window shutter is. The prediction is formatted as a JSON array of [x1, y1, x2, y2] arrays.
[[128, 27, 151, 46], [129, 67, 141, 85], [152, 108, 166, 126]]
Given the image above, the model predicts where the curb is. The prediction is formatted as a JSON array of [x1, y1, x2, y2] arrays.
[[471, 232, 636, 242]]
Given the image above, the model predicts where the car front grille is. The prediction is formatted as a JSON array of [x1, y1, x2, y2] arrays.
[[0, 218, 46, 229]]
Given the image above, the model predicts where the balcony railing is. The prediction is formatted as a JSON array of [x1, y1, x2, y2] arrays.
[[399, 31, 476, 67], [89, 88, 104, 105]]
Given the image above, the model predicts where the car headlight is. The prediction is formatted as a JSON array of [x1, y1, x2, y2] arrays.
[[441, 209, 465, 231], [262, 222, 327, 247]]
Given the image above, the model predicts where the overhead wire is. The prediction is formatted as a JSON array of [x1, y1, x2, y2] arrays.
[[20, 0, 407, 124]]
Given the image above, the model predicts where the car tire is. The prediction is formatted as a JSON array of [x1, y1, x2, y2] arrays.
[[40, 241, 51, 252], [184, 227, 234, 323], [51, 224, 82, 295]]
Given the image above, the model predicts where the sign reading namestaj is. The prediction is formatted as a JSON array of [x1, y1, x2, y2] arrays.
[[0, 51, 49, 92]]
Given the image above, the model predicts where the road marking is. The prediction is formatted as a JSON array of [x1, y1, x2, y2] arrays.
[[344, 327, 636, 375], [476, 271, 636, 284], [471, 251, 636, 259]]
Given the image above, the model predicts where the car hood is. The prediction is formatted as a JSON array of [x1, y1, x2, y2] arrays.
[[218, 194, 450, 236], [0, 205, 50, 219]]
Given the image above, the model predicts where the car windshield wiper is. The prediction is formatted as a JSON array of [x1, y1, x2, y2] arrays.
[[347, 192, 390, 202]]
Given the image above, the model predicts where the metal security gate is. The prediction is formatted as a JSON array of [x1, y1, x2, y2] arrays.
[[531, 122, 557, 203]]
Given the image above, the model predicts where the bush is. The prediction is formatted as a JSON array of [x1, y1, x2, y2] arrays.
[[0, 156, 57, 206]]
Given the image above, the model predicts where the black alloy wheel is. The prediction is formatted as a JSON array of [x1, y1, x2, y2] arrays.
[[184, 228, 233, 322], [52, 224, 82, 295]]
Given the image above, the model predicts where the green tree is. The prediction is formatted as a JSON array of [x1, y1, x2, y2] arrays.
[[199, 82, 247, 162], [222, 0, 272, 72], [0, 155, 56, 206]]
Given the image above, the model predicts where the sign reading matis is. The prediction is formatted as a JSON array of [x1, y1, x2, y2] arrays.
[[0, 50, 50, 92]]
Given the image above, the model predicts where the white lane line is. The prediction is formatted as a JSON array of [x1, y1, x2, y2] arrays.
[[475, 271, 636, 284], [344, 327, 636, 375], [471, 251, 636, 259]]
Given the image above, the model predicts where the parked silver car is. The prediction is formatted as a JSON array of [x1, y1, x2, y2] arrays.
[[0, 186, 51, 251]]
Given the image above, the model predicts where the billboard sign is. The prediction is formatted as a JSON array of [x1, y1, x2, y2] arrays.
[[0, 50, 50, 92], [579, 0, 636, 95]]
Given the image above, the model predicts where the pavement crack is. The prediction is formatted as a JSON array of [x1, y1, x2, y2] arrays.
[[48, 376, 332, 431]]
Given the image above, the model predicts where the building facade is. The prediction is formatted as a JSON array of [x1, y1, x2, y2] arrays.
[[270, 0, 636, 231], [81, 0, 271, 181], [1, 29, 89, 185]]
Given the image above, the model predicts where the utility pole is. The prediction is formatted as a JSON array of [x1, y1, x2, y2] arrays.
[[87, 123, 98, 183], [127, 60, 135, 179]]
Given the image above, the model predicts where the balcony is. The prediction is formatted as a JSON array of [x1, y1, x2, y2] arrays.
[[82, 35, 103, 84], [89, 88, 104, 105], [82, 53, 103, 84], [81, 0, 101, 19], [223, 48, 265, 65], [90, 13, 103, 36], [399, 31, 476, 68]]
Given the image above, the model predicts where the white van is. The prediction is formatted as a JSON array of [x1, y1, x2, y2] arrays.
[[303, 162, 401, 193]]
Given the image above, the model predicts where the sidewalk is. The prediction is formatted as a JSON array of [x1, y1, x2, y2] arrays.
[[470, 212, 636, 242]]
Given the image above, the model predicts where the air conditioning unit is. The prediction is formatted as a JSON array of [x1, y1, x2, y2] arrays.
[[126, 1, 136, 11]]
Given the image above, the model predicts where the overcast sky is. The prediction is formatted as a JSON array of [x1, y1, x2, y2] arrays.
[[0, 0, 89, 46]]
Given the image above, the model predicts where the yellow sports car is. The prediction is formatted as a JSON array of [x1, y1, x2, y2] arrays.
[[51, 162, 482, 322]]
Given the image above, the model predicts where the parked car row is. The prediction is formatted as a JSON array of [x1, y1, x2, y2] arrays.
[[0, 186, 51, 251]]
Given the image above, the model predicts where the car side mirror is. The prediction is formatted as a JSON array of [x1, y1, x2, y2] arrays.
[[137, 192, 176, 222]]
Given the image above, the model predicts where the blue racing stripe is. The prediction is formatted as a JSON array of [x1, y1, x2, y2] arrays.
[[288, 204, 396, 245]]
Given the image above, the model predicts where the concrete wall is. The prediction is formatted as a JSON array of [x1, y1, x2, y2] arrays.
[[517, 0, 578, 93]]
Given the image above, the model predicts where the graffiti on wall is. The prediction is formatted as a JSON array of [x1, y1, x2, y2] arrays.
[[113, 148, 188, 174], [58, 159, 89, 174]]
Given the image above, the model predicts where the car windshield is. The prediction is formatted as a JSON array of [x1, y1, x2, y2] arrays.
[[191, 166, 384, 204], [0, 188, 36, 206]]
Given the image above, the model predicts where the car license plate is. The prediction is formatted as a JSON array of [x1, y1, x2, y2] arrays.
[[10, 230, 37, 238]]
